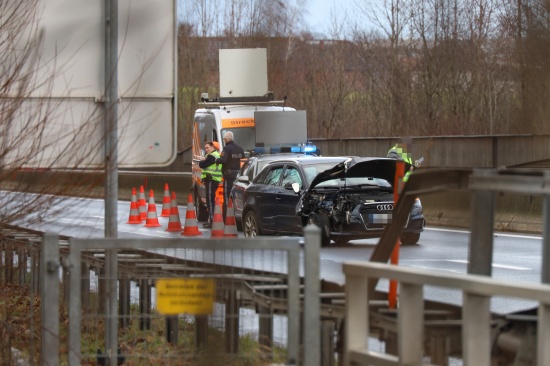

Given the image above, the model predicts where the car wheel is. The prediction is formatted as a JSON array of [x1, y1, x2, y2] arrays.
[[401, 232, 420, 245], [236, 219, 243, 232], [308, 213, 331, 247], [194, 190, 209, 222], [243, 211, 261, 238]]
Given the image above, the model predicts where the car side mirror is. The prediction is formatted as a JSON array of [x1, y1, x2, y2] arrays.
[[291, 182, 300, 193], [237, 175, 249, 184]]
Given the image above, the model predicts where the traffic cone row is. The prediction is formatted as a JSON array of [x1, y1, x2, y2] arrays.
[[182, 193, 202, 236], [126, 188, 142, 224], [223, 198, 238, 237], [166, 192, 183, 232], [144, 189, 162, 227], [138, 186, 147, 220], [125, 184, 240, 237], [160, 183, 171, 217], [211, 197, 225, 237]]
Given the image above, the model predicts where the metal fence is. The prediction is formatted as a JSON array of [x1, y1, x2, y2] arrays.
[[37, 227, 323, 366], [340, 167, 550, 366], [343, 261, 550, 366]]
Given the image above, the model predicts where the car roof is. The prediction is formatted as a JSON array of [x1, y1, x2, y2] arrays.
[[262, 156, 354, 165], [249, 153, 311, 162]]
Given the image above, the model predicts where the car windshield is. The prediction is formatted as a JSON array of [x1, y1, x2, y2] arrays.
[[315, 177, 391, 188], [303, 162, 344, 185]]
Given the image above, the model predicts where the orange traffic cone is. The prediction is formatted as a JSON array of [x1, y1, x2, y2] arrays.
[[166, 192, 183, 232], [143, 189, 161, 227], [182, 193, 202, 236], [211, 197, 225, 237], [224, 198, 238, 237], [138, 186, 147, 220], [160, 183, 171, 217], [126, 187, 142, 224]]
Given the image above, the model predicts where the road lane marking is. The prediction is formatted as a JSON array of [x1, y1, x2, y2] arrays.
[[426, 227, 542, 240], [447, 259, 530, 271]]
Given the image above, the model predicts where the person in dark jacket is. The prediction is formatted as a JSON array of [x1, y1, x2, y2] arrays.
[[215, 131, 245, 221], [199, 141, 222, 228]]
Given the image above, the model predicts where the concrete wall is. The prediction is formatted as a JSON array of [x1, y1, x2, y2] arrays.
[[308, 134, 550, 168]]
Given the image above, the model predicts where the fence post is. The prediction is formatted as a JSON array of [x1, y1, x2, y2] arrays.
[[258, 304, 273, 360], [119, 277, 131, 328], [287, 237, 301, 365], [165, 316, 178, 344], [468, 169, 495, 276], [5, 243, 13, 284], [303, 225, 321, 366], [195, 315, 208, 351], [17, 246, 27, 285], [69, 242, 82, 366], [41, 233, 59, 365], [139, 279, 151, 330], [225, 289, 239, 354]]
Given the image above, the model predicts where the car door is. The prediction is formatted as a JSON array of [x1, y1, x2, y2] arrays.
[[250, 164, 284, 233], [232, 158, 254, 219], [275, 164, 304, 233]]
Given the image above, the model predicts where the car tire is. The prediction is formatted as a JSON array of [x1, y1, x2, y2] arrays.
[[401, 232, 420, 245], [194, 190, 209, 222], [243, 211, 261, 238], [308, 213, 331, 247], [335, 237, 351, 246]]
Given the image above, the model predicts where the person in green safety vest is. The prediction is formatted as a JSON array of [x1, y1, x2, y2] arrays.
[[199, 141, 223, 228], [387, 137, 421, 182]]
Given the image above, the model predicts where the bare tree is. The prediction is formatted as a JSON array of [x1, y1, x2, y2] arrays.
[[499, 0, 550, 134], [0, 1, 102, 230]]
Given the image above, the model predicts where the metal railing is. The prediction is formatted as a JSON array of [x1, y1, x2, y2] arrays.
[[38, 226, 322, 366], [342, 167, 550, 365], [343, 261, 550, 366]]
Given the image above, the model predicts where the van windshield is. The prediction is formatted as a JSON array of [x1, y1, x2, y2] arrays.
[[221, 128, 256, 151]]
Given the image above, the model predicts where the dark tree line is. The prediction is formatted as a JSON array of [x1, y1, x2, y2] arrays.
[[176, 0, 550, 150]]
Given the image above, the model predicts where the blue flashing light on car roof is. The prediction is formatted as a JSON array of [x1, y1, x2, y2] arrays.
[[302, 145, 317, 153], [252, 144, 318, 155], [253, 146, 267, 154]]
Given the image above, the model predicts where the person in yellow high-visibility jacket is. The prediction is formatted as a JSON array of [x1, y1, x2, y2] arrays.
[[387, 137, 420, 182], [199, 141, 223, 228]]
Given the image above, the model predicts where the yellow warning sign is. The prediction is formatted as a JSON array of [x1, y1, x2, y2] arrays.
[[156, 278, 215, 315]]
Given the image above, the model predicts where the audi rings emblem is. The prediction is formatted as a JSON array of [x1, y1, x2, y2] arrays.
[[376, 204, 393, 211]]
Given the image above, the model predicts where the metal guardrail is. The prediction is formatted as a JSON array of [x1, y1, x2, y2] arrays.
[[342, 167, 550, 365], [343, 261, 550, 366], [39, 226, 323, 366]]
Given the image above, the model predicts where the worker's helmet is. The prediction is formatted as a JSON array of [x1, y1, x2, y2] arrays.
[[212, 141, 220, 151]]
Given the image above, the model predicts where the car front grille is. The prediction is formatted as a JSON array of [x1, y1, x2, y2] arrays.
[[360, 202, 393, 229]]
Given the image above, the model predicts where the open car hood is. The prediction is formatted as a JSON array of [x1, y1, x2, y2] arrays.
[[308, 157, 412, 189]]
